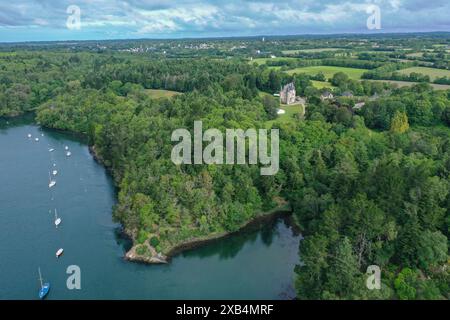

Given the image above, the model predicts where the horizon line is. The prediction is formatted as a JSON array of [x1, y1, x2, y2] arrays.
[[1, 30, 449, 45]]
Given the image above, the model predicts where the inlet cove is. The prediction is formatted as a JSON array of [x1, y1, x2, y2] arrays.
[[0, 116, 300, 299]]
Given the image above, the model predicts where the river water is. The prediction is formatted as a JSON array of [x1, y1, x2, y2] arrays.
[[0, 117, 301, 299]]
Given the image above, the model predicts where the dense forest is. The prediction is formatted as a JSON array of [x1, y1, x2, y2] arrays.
[[0, 34, 449, 299]]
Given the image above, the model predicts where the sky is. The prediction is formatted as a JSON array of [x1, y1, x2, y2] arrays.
[[0, 0, 449, 42]]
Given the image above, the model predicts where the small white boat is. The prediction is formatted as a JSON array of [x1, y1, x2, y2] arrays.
[[65, 146, 69, 150], [52, 170, 58, 176], [27, 134, 32, 138], [54, 209, 61, 227], [35, 138, 39, 142], [48, 172, 56, 188], [56, 248, 64, 258], [41, 134, 44, 137], [53, 163, 56, 167], [66, 151, 71, 157], [49, 148, 55, 152]]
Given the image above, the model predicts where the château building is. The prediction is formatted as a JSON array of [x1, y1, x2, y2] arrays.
[[280, 83, 296, 105]]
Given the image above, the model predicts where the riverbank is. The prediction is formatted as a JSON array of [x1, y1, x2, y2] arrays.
[[88, 142, 296, 265], [124, 204, 293, 264], [4, 117, 297, 267]]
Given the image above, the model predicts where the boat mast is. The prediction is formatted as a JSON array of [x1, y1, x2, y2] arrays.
[[38, 267, 43, 289]]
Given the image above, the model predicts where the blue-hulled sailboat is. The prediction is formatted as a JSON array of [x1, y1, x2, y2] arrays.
[[38, 267, 50, 299]]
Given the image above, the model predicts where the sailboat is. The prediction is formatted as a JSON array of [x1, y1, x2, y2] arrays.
[[48, 172, 56, 188], [56, 248, 64, 258], [66, 151, 72, 157], [49, 148, 55, 152], [52, 170, 58, 176], [35, 137, 39, 142], [38, 267, 50, 299], [27, 134, 32, 138], [54, 209, 61, 227], [65, 146, 69, 150]]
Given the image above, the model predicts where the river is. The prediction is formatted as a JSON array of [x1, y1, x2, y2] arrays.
[[0, 116, 301, 300]]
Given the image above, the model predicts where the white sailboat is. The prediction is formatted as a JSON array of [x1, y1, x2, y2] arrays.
[[35, 137, 39, 142], [56, 248, 64, 258], [66, 151, 72, 157], [54, 209, 61, 227], [52, 170, 58, 176], [27, 134, 32, 138], [49, 148, 55, 152], [48, 172, 56, 188], [65, 146, 69, 150]]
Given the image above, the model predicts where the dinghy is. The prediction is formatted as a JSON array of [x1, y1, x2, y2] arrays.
[[54, 209, 61, 227], [48, 172, 56, 188], [56, 248, 64, 258]]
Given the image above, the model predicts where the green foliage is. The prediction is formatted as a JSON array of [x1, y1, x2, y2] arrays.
[[390, 111, 409, 133], [394, 268, 418, 300], [150, 236, 160, 248], [136, 230, 148, 244]]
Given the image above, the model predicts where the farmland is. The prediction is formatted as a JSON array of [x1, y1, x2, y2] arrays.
[[282, 48, 343, 54], [286, 66, 367, 80], [369, 79, 450, 90], [397, 67, 450, 80]]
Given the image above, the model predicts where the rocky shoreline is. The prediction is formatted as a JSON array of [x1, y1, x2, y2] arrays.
[[124, 205, 292, 265]]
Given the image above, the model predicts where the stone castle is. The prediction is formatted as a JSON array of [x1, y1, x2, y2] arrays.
[[280, 83, 296, 105]]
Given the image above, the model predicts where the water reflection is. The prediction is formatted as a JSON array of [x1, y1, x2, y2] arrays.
[[181, 216, 297, 261]]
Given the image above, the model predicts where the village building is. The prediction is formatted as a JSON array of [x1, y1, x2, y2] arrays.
[[341, 91, 354, 97], [320, 91, 334, 101]]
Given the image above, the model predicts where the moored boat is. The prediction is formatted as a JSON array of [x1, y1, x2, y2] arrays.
[[56, 248, 64, 258], [38, 268, 50, 299]]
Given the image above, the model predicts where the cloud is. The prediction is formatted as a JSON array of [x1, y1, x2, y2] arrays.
[[0, 0, 448, 41]]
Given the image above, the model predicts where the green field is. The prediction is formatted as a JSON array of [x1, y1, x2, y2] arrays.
[[397, 67, 450, 80], [282, 48, 342, 54], [250, 57, 297, 65], [286, 66, 367, 80], [311, 80, 334, 89], [406, 52, 424, 58], [369, 80, 450, 90], [145, 89, 181, 99], [265, 104, 305, 127]]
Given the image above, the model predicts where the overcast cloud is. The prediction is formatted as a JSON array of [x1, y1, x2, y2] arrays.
[[0, 0, 448, 42]]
